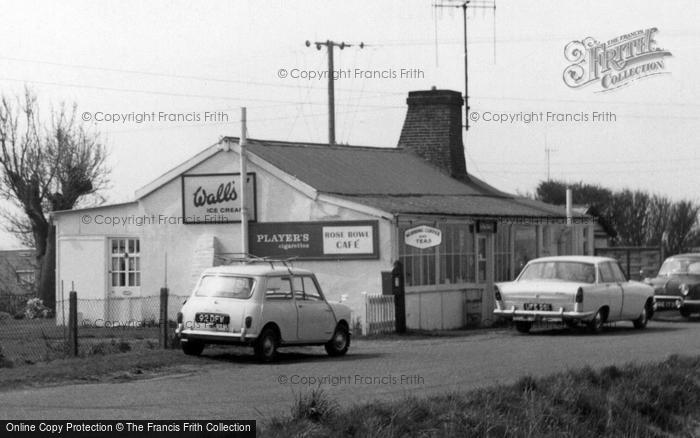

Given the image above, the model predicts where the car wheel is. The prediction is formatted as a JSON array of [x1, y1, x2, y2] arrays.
[[515, 321, 532, 334], [588, 310, 605, 334], [181, 340, 205, 356], [325, 324, 350, 357], [680, 307, 692, 318], [633, 306, 648, 329], [254, 328, 279, 363]]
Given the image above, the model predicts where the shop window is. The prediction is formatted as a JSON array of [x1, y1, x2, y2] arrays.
[[110, 238, 141, 287], [400, 223, 474, 287]]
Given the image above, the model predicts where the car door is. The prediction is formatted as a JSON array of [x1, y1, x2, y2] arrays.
[[611, 262, 640, 319], [294, 275, 336, 342], [263, 276, 298, 342], [599, 262, 624, 321]]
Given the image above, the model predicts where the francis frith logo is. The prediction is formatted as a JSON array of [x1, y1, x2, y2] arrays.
[[563, 28, 672, 92]]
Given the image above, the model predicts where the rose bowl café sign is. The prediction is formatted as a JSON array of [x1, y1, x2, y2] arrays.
[[181, 173, 257, 224], [404, 225, 442, 249]]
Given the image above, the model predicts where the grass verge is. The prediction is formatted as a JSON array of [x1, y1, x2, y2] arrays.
[[262, 355, 700, 438], [0, 349, 220, 391]]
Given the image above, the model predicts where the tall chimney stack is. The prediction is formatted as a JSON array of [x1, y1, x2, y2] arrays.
[[397, 88, 467, 181]]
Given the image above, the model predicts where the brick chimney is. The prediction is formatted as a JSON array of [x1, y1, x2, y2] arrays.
[[397, 88, 467, 180]]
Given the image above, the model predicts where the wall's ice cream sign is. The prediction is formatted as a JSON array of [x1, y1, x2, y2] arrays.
[[181, 173, 257, 223], [563, 28, 671, 91]]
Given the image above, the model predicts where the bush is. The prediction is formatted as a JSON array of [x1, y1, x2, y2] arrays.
[[0, 344, 13, 368], [23, 298, 53, 319], [0, 311, 12, 323]]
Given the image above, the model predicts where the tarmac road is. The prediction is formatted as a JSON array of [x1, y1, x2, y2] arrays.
[[1, 314, 699, 422]]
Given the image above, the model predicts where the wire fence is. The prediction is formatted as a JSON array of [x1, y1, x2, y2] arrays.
[[0, 290, 189, 367]]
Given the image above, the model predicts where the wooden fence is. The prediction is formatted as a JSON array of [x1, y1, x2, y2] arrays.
[[362, 292, 395, 336]]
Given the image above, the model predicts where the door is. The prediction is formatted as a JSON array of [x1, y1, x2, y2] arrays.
[[295, 276, 336, 342], [262, 276, 298, 342], [598, 262, 623, 320], [107, 238, 141, 322]]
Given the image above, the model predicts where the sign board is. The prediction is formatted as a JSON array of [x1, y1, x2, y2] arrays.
[[476, 220, 497, 233], [181, 173, 257, 224], [404, 225, 442, 249], [249, 221, 379, 260]]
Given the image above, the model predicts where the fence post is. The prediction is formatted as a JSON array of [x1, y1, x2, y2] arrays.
[[69, 290, 78, 357], [160, 287, 169, 348]]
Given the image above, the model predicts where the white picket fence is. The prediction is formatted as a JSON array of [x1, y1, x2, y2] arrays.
[[362, 292, 395, 336]]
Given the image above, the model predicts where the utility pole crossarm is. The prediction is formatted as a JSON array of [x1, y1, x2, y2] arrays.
[[305, 39, 365, 146]]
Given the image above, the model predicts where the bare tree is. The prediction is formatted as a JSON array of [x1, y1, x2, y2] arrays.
[[0, 89, 108, 309]]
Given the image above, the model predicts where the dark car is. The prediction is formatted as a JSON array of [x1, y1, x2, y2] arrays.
[[644, 253, 700, 318]]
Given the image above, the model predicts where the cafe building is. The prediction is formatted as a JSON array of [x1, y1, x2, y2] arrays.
[[52, 89, 593, 330]]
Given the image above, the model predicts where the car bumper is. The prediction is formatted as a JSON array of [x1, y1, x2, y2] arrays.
[[177, 325, 258, 346], [494, 306, 595, 321], [654, 295, 700, 310]]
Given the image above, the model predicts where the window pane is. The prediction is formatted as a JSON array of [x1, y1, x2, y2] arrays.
[[119, 273, 125, 287], [128, 240, 135, 253], [128, 273, 135, 286], [265, 276, 292, 300], [134, 272, 141, 286], [302, 277, 323, 300], [111, 273, 119, 287]]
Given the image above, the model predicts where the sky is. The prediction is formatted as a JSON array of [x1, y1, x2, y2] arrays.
[[0, 0, 698, 248]]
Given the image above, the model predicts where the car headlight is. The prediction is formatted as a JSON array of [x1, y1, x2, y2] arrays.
[[680, 284, 690, 296]]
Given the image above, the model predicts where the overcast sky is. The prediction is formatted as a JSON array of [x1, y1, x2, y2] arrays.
[[0, 0, 698, 248]]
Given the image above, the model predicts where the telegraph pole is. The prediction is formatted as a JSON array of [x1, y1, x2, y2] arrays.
[[306, 39, 364, 145]]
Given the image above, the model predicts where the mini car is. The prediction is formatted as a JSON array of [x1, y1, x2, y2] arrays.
[[493, 256, 654, 334], [644, 253, 700, 318], [176, 261, 352, 362]]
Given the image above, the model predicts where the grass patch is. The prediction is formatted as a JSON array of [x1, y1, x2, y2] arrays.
[[0, 348, 220, 391], [262, 355, 700, 437]]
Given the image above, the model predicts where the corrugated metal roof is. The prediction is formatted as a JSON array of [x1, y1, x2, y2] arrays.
[[245, 139, 502, 197], [334, 195, 576, 218], [241, 138, 576, 218]]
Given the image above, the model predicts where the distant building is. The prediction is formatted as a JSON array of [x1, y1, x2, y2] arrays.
[[0, 249, 37, 313]]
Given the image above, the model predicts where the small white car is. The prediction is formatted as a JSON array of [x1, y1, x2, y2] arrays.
[[176, 262, 352, 362], [494, 256, 654, 334]]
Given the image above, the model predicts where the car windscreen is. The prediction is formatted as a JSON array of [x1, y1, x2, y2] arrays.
[[194, 275, 255, 299], [658, 258, 700, 276], [518, 261, 596, 283]]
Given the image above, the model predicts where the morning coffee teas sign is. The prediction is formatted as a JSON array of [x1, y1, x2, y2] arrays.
[[249, 221, 379, 260], [181, 173, 257, 224]]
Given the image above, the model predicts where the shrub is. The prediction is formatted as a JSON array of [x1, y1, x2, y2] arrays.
[[0, 344, 13, 368], [0, 311, 12, 323], [23, 298, 53, 319]]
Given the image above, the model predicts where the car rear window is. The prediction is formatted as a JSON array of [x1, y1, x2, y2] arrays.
[[194, 275, 255, 299], [518, 261, 596, 283]]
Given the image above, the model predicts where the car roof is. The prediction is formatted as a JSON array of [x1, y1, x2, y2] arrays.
[[526, 255, 615, 264], [200, 263, 314, 277], [664, 253, 700, 260]]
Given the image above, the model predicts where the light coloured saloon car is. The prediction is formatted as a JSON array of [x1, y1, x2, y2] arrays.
[[176, 263, 352, 362], [494, 256, 654, 334]]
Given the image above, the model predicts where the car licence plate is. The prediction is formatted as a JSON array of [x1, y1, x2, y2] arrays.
[[654, 300, 676, 310], [195, 313, 230, 325], [523, 303, 553, 311]]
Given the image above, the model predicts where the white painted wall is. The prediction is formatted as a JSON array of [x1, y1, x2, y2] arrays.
[[55, 148, 393, 328]]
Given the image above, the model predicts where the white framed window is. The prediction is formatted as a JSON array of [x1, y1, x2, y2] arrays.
[[110, 238, 141, 287]]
